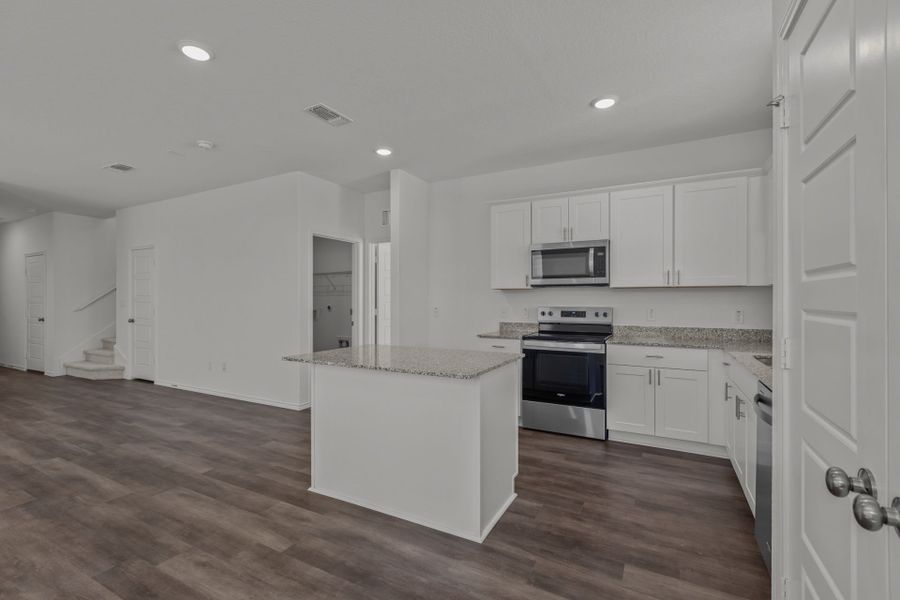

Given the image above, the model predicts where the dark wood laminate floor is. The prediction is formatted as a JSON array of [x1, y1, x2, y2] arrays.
[[0, 368, 770, 600]]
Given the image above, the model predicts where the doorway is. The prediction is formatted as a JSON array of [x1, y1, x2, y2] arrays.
[[130, 246, 156, 382], [312, 236, 356, 352], [25, 251, 46, 373]]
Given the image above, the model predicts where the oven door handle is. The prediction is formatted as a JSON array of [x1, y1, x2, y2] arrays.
[[522, 340, 606, 354]]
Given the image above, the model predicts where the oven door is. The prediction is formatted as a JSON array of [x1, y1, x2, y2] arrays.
[[530, 241, 608, 286], [522, 343, 605, 408]]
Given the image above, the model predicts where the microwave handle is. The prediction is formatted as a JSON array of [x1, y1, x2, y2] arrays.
[[588, 247, 594, 274]]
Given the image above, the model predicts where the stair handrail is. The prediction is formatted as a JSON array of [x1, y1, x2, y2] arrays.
[[73, 285, 116, 312]]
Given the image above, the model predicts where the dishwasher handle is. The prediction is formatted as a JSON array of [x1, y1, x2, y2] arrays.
[[754, 394, 773, 425]]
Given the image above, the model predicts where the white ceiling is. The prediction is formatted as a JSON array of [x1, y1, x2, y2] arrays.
[[0, 0, 772, 219]]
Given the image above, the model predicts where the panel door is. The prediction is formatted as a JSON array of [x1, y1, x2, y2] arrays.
[[784, 0, 890, 598], [609, 186, 673, 287], [673, 177, 748, 286], [131, 247, 155, 381], [25, 253, 46, 372], [531, 197, 569, 244], [606, 364, 655, 435], [569, 192, 609, 241], [490, 202, 532, 289], [654, 368, 709, 443]]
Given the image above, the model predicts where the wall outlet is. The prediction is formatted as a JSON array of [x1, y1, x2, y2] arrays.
[[735, 309, 744, 324], [522, 307, 529, 320], [221, 361, 227, 372], [500, 307, 509, 319], [647, 308, 655, 322], [433, 306, 439, 318]]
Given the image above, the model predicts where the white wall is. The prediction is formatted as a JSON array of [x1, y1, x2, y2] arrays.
[[0, 212, 115, 373], [116, 171, 363, 410], [390, 170, 430, 346], [51, 213, 117, 373], [427, 130, 775, 350]]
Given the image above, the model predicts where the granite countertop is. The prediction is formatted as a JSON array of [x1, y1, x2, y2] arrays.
[[283, 345, 523, 380], [477, 321, 538, 340], [607, 326, 773, 388]]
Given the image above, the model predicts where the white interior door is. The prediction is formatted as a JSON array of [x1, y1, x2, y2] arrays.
[[131, 247, 155, 381], [783, 0, 890, 597], [25, 252, 46, 372]]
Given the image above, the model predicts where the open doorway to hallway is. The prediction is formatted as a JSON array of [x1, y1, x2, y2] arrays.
[[312, 236, 355, 352]]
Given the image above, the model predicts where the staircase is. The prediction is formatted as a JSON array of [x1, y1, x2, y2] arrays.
[[64, 337, 125, 380]]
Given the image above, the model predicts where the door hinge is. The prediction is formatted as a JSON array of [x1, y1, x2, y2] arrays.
[[781, 577, 790, 599], [781, 337, 792, 370], [768, 94, 790, 129]]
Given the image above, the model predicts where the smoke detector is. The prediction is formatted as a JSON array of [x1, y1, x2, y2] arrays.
[[305, 103, 353, 127], [104, 163, 135, 172]]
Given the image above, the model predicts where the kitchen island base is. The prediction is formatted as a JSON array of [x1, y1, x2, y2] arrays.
[[308, 361, 519, 543]]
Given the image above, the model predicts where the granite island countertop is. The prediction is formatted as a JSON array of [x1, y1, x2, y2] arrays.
[[283, 345, 523, 380], [607, 326, 773, 388]]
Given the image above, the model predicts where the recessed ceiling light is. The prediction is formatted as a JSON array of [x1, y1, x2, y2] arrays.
[[374, 147, 393, 157], [591, 97, 617, 110], [179, 42, 213, 62]]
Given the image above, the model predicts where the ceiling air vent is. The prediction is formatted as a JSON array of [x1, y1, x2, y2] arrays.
[[104, 163, 135, 172], [305, 103, 353, 127]]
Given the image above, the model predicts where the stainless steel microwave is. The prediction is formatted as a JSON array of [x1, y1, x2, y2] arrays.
[[530, 240, 609, 286]]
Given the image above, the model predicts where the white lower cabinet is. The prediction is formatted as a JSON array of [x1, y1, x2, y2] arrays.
[[606, 364, 656, 435], [654, 368, 709, 443], [606, 346, 709, 443]]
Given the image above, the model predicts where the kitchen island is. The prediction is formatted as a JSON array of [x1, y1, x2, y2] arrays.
[[283, 345, 522, 543]]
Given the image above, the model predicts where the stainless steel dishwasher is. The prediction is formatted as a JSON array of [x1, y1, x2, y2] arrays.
[[753, 380, 773, 573]]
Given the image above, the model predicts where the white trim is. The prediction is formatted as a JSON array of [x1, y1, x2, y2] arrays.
[[487, 167, 766, 206], [778, 0, 806, 40], [607, 431, 729, 458], [154, 379, 305, 411], [0, 362, 27, 371], [309, 485, 515, 544]]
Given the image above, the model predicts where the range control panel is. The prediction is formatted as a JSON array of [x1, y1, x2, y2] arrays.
[[537, 306, 612, 324]]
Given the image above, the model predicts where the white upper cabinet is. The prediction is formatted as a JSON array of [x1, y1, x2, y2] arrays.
[[490, 202, 532, 289], [569, 192, 609, 241], [532, 193, 609, 244], [531, 197, 569, 244], [609, 186, 673, 287], [673, 177, 748, 286]]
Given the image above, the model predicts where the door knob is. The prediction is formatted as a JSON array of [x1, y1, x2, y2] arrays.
[[825, 467, 877, 498], [37, 317, 44, 322], [852, 495, 900, 536], [128, 318, 135, 323]]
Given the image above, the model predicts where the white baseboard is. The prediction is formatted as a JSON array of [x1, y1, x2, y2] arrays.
[[607, 431, 728, 459], [479, 492, 517, 542], [0, 362, 26, 371], [154, 379, 304, 411], [309, 485, 502, 544]]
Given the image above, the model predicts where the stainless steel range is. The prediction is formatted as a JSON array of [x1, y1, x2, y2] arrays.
[[521, 306, 612, 440]]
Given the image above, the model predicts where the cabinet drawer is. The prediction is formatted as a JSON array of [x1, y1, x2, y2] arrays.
[[476, 338, 521, 353], [607, 345, 708, 371]]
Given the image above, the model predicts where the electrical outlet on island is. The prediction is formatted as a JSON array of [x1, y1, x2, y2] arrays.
[[647, 307, 655, 322], [735, 309, 744, 324]]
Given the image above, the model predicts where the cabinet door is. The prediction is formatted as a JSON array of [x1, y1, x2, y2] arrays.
[[569, 192, 609, 241], [731, 387, 749, 486], [531, 197, 569, 244], [490, 202, 532, 289], [609, 186, 673, 287], [707, 351, 728, 447], [673, 177, 748, 286], [654, 368, 709, 443], [606, 364, 655, 435]]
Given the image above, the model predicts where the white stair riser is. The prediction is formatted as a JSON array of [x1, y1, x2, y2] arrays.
[[102, 338, 115, 351], [65, 366, 124, 380], [84, 350, 114, 365]]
